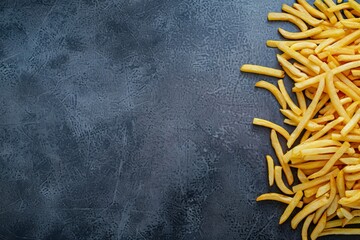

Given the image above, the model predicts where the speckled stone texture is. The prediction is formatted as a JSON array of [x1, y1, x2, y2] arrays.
[[0, 0, 355, 239]]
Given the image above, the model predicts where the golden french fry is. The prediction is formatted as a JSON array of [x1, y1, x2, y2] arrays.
[[271, 130, 294, 184], [287, 79, 325, 148], [278, 27, 322, 40], [279, 190, 303, 224], [266, 155, 274, 186], [274, 166, 293, 195], [291, 195, 328, 229], [278, 79, 302, 116], [268, 12, 308, 31], [301, 213, 314, 240], [310, 212, 326, 240], [255, 80, 287, 109], [240, 64, 285, 78], [320, 228, 360, 236], [253, 118, 290, 140], [256, 193, 303, 207]]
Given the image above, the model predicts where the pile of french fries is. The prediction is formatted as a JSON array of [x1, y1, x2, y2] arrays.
[[241, 0, 360, 239]]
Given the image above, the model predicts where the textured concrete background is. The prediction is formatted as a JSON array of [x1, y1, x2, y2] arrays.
[[0, 0, 353, 239]]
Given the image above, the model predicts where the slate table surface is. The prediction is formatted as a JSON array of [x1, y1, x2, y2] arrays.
[[0, 0, 355, 239]]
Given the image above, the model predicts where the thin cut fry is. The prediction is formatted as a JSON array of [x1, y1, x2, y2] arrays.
[[256, 193, 303, 208], [266, 155, 274, 186], [268, 12, 308, 31], [279, 190, 303, 224], [291, 195, 328, 229], [255, 80, 287, 109], [310, 212, 326, 240], [240, 64, 285, 78], [278, 79, 303, 116], [253, 118, 290, 140], [320, 228, 360, 236], [275, 166, 294, 195], [278, 27, 322, 40], [301, 213, 314, 240], [287, 79, 325, 148]]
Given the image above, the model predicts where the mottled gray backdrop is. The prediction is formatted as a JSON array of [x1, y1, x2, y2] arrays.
[[0, 0, 352, 239]]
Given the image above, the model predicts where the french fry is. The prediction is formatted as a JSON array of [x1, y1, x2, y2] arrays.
[[255, 80, 287, 109], [279, 190, 303, 224], [240, 64, 285, 78], [275, 166, 294, 195], [301, 213, 314, 240], [253, 118, 290, 140], [271, 130, 294, 185], [310, 212, 326, 240], [291, 195, 328, 229], [266, 155, 275, 186], [256, 193, 303, 208], [268, 12, 308, 31], [278, 27, 322, 40], [320, 228, 360, 236]]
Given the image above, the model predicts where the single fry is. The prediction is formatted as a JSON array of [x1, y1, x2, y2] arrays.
[[266, 155, 274, 186], [291, 195, 328, 229], [256, 193, 303, 208], [240, 64, 285, 78], [279, 190, 303, 224], [255, 80, 287, 109], [268, 12, 308, 31], [253, 118, 290, 140], [274, 166, 294, 195], [301, 213, 314, 240]]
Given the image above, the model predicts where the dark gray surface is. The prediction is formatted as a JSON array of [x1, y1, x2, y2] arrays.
[[0, 0, 353, 239]]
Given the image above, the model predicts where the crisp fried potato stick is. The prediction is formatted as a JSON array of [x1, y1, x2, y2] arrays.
[[344, 164, 360, 174], [280, 190, 303, 224], [326, 71, 351, 122], [341, 108, 360, 136], [266, 155, 274, 186], [277, 42, 320, 74], [325, 217, 360, 229], [279, 27, 322, 40], [241, 64, 285, 78], [316, 182, 330, 198], [287, 79, 325, 148], [275, 166, 294, 195], [277, 55, 308, 78], [337, 54, 360, 62], [297, 0, 327, 19], [271, 130, 293, 185], [256, 193, 303, 208], [301, 213, 314, 240], [349, 0, 360, 13], [278, 79, 303, 116], [304, 117, 344, 143], [268, 12, 308, 31], [345, 172, 360, 182], [255, 80, 287, 109], [253, 118, 290, 140], [313, 29, 346, 39], [308, 142, 350, 179], [293, 168, 339, 192], [339, 191, 360, 206], [327, 2, 351, 12], [282, 4, 323, 26], [314, 0, 337, 24], [326, 29, 360, 49], [291, 195, 328, 229], [310, 212, 326, 240]]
